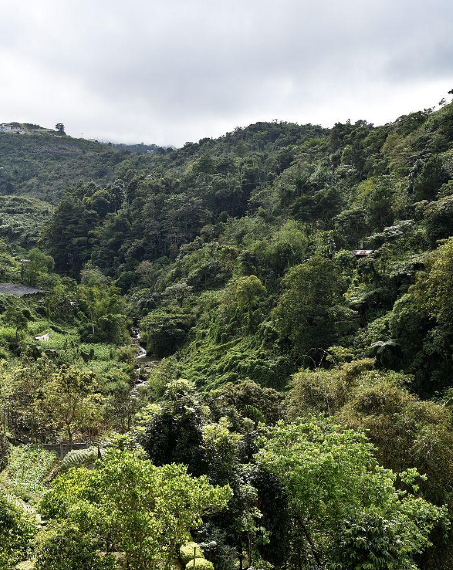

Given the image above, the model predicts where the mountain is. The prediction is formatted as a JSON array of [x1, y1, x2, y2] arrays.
[[39, 102, 453, 396], [2, 103, 453, 570], [0, 125, 156, 203]]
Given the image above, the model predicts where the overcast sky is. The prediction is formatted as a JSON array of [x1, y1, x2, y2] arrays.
[[0, 0, 452, 146]]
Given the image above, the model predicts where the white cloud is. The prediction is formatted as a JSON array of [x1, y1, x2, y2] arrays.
[[0, 0, 452, 145]]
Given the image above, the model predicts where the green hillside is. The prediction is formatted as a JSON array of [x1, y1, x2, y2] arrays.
[[0, 195, 53, 248], [0, 128, 146, 203], [2, 103, 453, 569], [42, 103, 453, 393]]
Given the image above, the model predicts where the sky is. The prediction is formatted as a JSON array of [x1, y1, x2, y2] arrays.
[[0, 0, 452, 147]]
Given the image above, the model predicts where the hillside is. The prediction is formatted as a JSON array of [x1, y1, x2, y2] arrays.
[[41, 103, 453, 389], [2, 103, 453, 569], [0, 195, 53, 248], [0, 126, 152, 203]]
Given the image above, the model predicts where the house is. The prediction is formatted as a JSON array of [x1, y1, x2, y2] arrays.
[[0, 123, 25, 134], [352, 249, 374, 258]]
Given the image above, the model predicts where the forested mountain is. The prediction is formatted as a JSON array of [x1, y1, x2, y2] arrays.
[[43, 103, 453, 394], [0, 126, 155, 203], [2, 102, 453, 569]]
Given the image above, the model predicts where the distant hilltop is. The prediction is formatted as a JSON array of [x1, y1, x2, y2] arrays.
[[0, 123, 174, 153]]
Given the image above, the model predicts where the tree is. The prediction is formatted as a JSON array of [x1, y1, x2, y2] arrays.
[[4, 304, 28, 343], [34, 521, 116, 570], [141, 379, 207, 475], [256, 417, 445, 569], [140, 309, 193, 357], [78, 280, 128, 344], [44, 195, 99, 277], [202, 418, 242, 485], [0, 431, 9, 471], [39, 449, 232, 570], [206, 379, 284, 429], [256, 220, 309, 274], [40, 366, 104, 446], [21, 248, 54, 286], [55, 123, 65, 134], [411, 155, 448, 201], [217, 275, 267, 334], [0, 356, 57, 443], [272, 256, 350, 361], [287, 361, 453, 506], [412, 237, 453, 331]]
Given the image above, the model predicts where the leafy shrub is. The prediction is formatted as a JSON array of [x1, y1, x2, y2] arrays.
[[60, 447, 100, 471], [140, 309, 193, 357], [0, 431, 9, 471], [34, 521, 117, 570], [180, 542, 204, 564], [425, 195, 453, 244], [185, 558, 214, 570], [0, 493, 36, 570]]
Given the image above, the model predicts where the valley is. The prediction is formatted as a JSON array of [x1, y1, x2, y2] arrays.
[[2, 103, 453, 569]]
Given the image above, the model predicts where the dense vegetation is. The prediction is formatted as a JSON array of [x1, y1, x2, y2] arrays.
[[0, 127, 163, 203], [2, 99, 453, 568]]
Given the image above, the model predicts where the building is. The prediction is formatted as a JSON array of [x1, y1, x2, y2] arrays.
[[352, 249, 374, 258], [0, 123, 25, 134]]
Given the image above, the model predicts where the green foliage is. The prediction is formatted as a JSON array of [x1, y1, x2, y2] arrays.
[[180, 542, 204, 564], [202, 418, 243, 484], [413, 237, 453, 329], [206, 379, 284, 428], [34, 521, 117, 570], [3, 102, 453, 569], [0, 431, 9, 471], [140, 379, 206, 475], [287, 361, 453, 507], [256, 416, 446, 569], [425, 195, 453, 244], [272, 256, 351, 360], [39, 449, 232, 570], [0, 492, 36, 570], [141, 309, 193, 357], [185, 559, 214, 570], [4, 445, 57, 501], [39, 366, 104, 445], [411, 155, 448, 201], [253, 219, 309, 273], [4, 304, 29, 342], [59, 446, 100, 471], [77, 273, 128, 344], [0, 130, 132, 203], [0, 196, 52, 248]]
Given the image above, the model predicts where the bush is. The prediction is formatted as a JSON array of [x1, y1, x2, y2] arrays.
[[60, 447, 100, 472], [0, 431, 9, 471], [180, 542, 204, 564], [185, 558, 214, 570], [34, 521, 117, 570], [425, 195, 453, 244], [0, 493, 36, 570], [140, 309, 193, 357]]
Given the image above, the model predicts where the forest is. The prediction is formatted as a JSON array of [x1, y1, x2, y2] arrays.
[[1, 99, 453, 569]]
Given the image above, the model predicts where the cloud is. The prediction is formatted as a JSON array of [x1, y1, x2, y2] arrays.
[[0, 0, 452, 145]]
